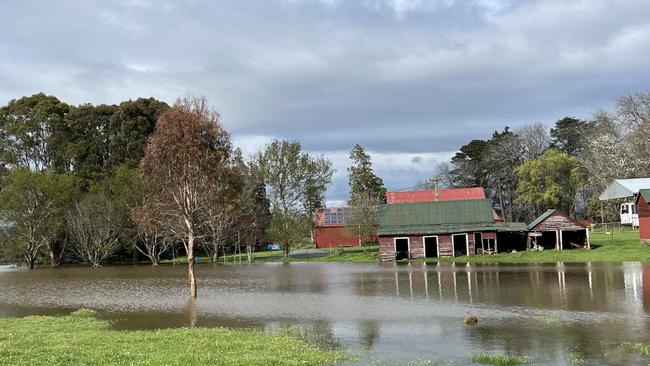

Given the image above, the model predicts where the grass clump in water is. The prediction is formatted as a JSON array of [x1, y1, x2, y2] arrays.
[[0, 309, 345, 366], [566, 351, 587, 365], [620, 342, 650, 356], [470, 353, 527, 366]]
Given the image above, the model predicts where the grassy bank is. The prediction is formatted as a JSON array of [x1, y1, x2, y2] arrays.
[[0, 309, 345, 366], [430, 229, 647, 264]]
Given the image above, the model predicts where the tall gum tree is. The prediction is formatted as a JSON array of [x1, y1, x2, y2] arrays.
[[140, 96, 237, 298]]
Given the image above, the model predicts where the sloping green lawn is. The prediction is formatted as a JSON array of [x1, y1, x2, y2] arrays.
[[0, 309, 345, 366]]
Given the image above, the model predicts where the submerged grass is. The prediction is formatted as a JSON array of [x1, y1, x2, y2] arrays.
[[0, 309, 345, 366], [619, 341, 650, 356], [167, 245, 380, 264], [470, 353, 527, 366]]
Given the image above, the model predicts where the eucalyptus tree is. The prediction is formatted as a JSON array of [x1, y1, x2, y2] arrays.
[[140, 96, 238, 298], [0, 93, 70, 172], [0, 169, 78, 268]]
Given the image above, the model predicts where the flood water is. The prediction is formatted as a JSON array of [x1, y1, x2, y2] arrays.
[[2, 262, 650, 365]]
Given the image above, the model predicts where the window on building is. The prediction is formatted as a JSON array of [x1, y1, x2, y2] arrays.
[[621, 205, 629, 214]]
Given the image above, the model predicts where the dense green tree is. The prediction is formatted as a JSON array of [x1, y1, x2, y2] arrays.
[[450, 139, 491, 188], [108, 98, 169, 169], [347, 144, 386, 203], [515, 149, 581, 215], [0, 93, 71, 172], [0, 169, 79, 268], [550, 117, 589, 156], [66, 104, 116, 181], [256, 140, 333, 257]]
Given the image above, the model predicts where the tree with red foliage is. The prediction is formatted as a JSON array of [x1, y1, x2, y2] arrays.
[[140, 96, 237, 298]]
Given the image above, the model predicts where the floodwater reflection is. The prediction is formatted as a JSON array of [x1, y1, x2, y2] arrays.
[[1, 262, 650, 365]]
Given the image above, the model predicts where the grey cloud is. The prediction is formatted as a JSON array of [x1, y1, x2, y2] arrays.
[[1, 0, 649, 201]]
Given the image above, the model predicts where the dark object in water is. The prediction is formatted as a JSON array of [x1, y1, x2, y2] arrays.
[[464, 314, 478, 325]]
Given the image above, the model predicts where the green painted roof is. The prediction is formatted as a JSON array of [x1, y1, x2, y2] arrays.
[[378, 199, 521, 236], [528, 209, 557, 230], [639, 189, 650, 202]]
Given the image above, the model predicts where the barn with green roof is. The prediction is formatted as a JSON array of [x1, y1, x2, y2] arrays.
[[377, 199, 528, 261]]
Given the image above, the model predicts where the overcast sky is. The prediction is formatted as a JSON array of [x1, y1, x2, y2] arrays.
[[1, 0, 649, 203]]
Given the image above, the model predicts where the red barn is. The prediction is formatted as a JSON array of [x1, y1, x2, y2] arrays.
[[637, 189, 650, 243], [313, 207, 362, 248]]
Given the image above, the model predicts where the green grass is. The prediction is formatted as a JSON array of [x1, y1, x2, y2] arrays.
[[428, 229, 648, 264], [470, 353, 527, 366], [0, 309, 345, 366]]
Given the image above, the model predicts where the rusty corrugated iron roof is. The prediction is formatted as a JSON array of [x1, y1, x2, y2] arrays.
[[386, 187, 486, 204]]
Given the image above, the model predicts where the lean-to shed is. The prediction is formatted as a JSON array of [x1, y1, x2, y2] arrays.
[[527, 209, 590, 250]]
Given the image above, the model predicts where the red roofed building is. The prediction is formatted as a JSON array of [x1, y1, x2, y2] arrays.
[[314, 207, 365, 248], [386, 187, 486, 204]]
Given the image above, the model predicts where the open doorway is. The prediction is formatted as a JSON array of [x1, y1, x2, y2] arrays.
[[423, 236, 438, 258], [561, 230, 587, 249], [452, 234, 468, 257], [395, 238, 410, 260]]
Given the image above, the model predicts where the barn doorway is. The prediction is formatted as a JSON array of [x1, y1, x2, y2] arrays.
[[423, 236, 438, 258], [452, 234, 468, 257], [561, 230, 587, 250], [395, 238, 410, 260]]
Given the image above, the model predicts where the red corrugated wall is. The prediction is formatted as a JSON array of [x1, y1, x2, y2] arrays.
[[639, 194, 650, 241], [640, 217, 650, 241], [314, 226, 360, 248]]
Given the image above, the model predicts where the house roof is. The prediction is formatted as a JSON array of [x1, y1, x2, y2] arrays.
[[386, 187, 486, 204], [527, 209, 588, 230], [638, 189, 650, 203], [527, 209, 557, 230], [377, 199, 518, 235], [314, 207, 351, 227], [599, 178, 650, 201]]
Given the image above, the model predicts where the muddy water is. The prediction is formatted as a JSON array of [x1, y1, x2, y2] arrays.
[[1, 262, 650, 365]]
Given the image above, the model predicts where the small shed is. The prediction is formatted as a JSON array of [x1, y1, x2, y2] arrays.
[[636, 189, 650, 243], [527, 209, 590, 250]]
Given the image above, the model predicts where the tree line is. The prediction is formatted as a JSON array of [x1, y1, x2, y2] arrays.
[[0, 94, 337, 282], [426, 90, 650, 223]]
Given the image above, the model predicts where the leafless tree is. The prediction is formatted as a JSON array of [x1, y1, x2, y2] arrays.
[[67, 193, 123, 267], [516, 122, 550, 160]]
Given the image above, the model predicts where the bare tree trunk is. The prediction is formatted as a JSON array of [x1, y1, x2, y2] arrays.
[[49, 249, 59, 267], [187, 231, 197, 299]]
